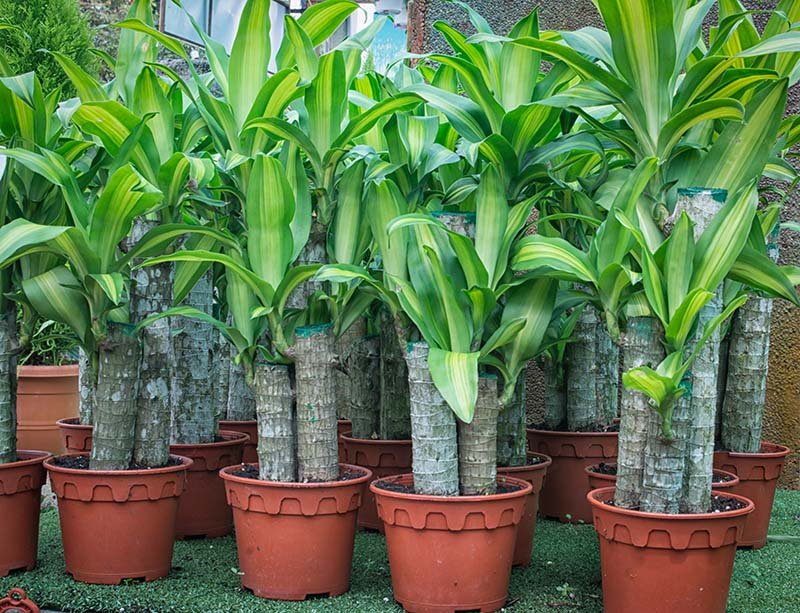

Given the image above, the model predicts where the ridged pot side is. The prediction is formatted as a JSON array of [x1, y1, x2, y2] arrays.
[[16, 365, 79, 455], [713, 442, 790, 548], [45, 454, 191, 584], [0, 451, 50, 576], [372, 473, 532, 613], [589, 486, 753, 613], [57, 418, 92, 453], [220, 463, 371, 601], [218, 420, 258, 463]]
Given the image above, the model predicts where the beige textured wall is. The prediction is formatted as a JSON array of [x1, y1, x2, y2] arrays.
[[408, 0, 800, 488]]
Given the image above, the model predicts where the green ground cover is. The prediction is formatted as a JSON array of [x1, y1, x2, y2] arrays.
[[2, 490, 798, 612]]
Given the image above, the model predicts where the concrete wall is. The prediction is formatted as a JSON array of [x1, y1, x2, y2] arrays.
[[408, 0, 800, 488]]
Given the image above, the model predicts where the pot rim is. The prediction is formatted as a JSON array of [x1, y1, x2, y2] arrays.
[[497, 452, 553, 473], [169, 430, 249, 450], [527, 427, 618, 438], [717, 441, 791, 459], [370, 473, 533, 503], [219, 462, 373, 489], [340, 434, 412, 446], [583, 464, 740, 486], [17, 363, 79, 377], [587, 486, 754, 521], [584, 463, 616, 480], [0, 449, 52, 469], [218, 419, 257, 425], [44, 453, 193, 476], [56, 417, 89, 428], [712, 468, 740, 486]]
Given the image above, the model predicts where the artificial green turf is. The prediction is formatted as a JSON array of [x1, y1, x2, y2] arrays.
[[1, 490, 798, 612]]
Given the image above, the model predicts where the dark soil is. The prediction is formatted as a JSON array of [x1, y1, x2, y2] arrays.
[[60, 417, 81, 425], [51, 455, 183, 470], [529, 421, 619, 433], [500, 455, 545, 468], [589, 462, 617, 475], [713, 472, 735, 483], [231, 465, 367, 483], [374, 477, 525, 496], [602, 494, 747, 513]]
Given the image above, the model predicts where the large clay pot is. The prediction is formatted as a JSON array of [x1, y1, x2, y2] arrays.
[[372, 474, 531, 613], [56, 418, 92, 453], [497, 452, 552, 567], [341, 434, 412, 531], [218, 420, 257, 464], [589, 486, 753, 613], [45, 454, 191, 584], [337, 419, 352, 464], [0, 451, 50, 576], [713, 442, 791, 549], [220, 463, 371, 600], [585, 464, 740, 491], [170, 431, 247, 539], [16, 365, 78, 455], [527, 428, 617, 523]]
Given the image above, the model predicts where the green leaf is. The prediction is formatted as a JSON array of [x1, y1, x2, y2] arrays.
[[50, 51, 108, 102], [276, 0, 358, 69], [664, 212, 695, 317], [664, 287, 714, 351], [331, 161, 367, 266], [0, 219, 69, 266], [22, 267, 90, 343], [306, 51, 347, 155], [728, 245, 800, 305], [366, 179, 408, 281], [274, 264, 322, 316], [474, 165, 508, 285], [480, 317, 526, 358], [404, 83, 491, 143], [87, 273, 125, 305], [428, 347, 480, 423], [512, 235, 598, 284], [229, 0, 272, 127]]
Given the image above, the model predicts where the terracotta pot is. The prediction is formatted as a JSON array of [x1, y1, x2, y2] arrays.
[[337, 419, 352, 464], [0, 451, 50, 576], [56, 417, 92, 453], [170, 431, 247, 539], [527, 428, 617, 523], [45, 454, 191, 584], [341, 435, 412, 532], [218, 419, 257, 464], [589, 486, 753, 613], [372, 473, 532, 613], [220, 463, 371, 600], [16, 365, 79, 455], [713, 442, 791, 549], [585, 464, 740, 492], [497, 452, 552, 567]]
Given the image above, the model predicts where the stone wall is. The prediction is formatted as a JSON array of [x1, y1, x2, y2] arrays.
[[408, 0, 800, 488]]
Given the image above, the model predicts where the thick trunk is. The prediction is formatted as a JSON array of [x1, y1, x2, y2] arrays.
[[0, 305, 18, 464], [640, 395, 689, 514], [496, 370, 527, 467], [90, 325, 141, 470], [458, 375, 498, 495], [406, 342, 459, 496], [227, 359, 256, 420], [720, 295, 773, 453], [212, 332, 231, 424], [565, 305, 618, 431], [542, 357, 566, 430], [379, 308, 411, 440], [78, 347, 96, 425], [294, 324, 339, 482], [286, 220, 327, 310], [615, 317, 664, 509], [254, 362, 296, 482], [335, 317, 366, 422], [131, 227, 174, 467], [348, 334, 381, 439], [171, 272, 216, 445]]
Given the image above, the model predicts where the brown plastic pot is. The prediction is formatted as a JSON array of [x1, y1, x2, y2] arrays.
[[497, 452, 552, 567], [16, 365, 79, 455], [527, 428, 617, 523], [585, 464, 740, 492], [220, 463, 371, 600], [170, 430, 247, 539], [56, 418, 92, 453], [0, 451, 50, 576], [713, 442, 791, 549], [45, 454, 191, 584], [372, 473, 532, 613], [341, 435, 412, 532], [218, 419, 258, 464], [589, 486, 753, 613], [337, 419, 352, 464]]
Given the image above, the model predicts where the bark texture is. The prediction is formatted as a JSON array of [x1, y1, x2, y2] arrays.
[[286, 220, 327, 310], [542, 357, 566, 429], [615, 318, 664, 509], [496, 370, 527, 467], [335, 317, 366, 422], [294, 324, 339, 482], [379, 308, 411, 440], [348, 334, 381, 439], [406, 342, 459, 496], [78, 347, 96, 425], [254, 362, 296, 482], [458, 375, 499, 495], [90, 325, 141, 470], [565, 305, 618, 430], [171, 272, 217, 445], [227, 359, 256, 420], [0, 306, 18, 464], [212, 332, 231, 424], [640, 395, 689, 514]]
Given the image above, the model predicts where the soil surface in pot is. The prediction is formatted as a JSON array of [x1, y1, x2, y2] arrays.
[[589, 462, 736, 484], [231, 465, 367, 482], [375, 478, 526, 495], [51, 455, 183, 471], [603, 494, 747, 513], [529, 421, 619, 433]]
